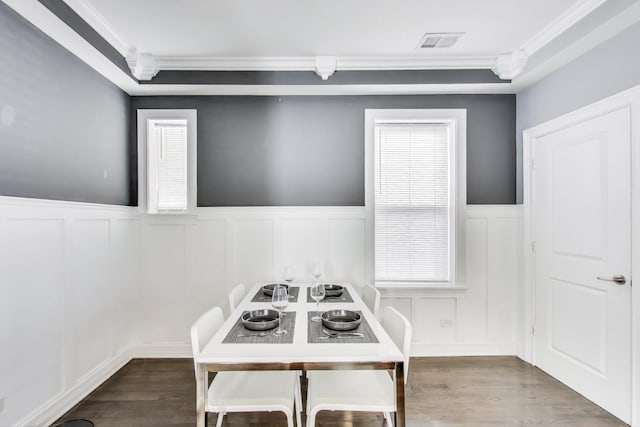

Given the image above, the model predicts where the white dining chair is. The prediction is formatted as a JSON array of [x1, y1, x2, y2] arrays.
[[191, 306, 302, 427], [305, 306, 412, 427], [227, 283, 247, 313], [362, 284, 381, 319]]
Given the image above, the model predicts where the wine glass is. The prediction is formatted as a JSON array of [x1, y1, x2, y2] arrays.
[[312, 262, 323, 285], [283, 266, 294, 286], [272, 285, 289, 336], [310, 283, 325, 322], [283, 266, 295, 304]]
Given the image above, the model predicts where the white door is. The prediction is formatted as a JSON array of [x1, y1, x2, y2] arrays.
[[533, 107, 632, 423]]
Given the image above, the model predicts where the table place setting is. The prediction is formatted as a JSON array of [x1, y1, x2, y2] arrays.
[[306, 264, 353, 304], [251, 283, 300, 303], [223, 310, 297, 344], [224, 283, 295, 343], [306, 284, 354, 303], [307, 309, 379, 344]]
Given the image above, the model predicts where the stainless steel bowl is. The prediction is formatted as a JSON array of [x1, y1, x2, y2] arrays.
[[322, 284, 344, 297], [321, 309, 361, 331], [262, 283, 289, 296], [241, 309, 280, 331]]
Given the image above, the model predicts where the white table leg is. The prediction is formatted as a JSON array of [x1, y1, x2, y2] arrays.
[[196, 364, 206, 427], [395, 362, 406, 427]]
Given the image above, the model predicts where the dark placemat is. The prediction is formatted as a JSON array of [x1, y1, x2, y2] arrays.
[[306, 285, 354, 303], [251, 286, 300, 303], [307, 311, 378, 344], [223, 311, 296, 344]]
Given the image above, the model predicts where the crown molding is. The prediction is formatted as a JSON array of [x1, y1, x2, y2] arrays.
[[338, 56, 497, 70], [492, 49, 528, 80], [127, 83, 515, 96], [520, 0, 609, 55], [61, 0, 130, 56], [126, 48, 159, 80], [513, 0, 640, 92], [314, 56, 337, 80], [156, 56, 316, 71], [154, 55, 498, 72]]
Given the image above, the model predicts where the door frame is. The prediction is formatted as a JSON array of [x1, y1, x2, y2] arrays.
[[521, 84, 640, 425]]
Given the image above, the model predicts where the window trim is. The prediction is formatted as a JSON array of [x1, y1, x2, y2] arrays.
[[364, 109, 467, 288], [137, 109, 197, 215]]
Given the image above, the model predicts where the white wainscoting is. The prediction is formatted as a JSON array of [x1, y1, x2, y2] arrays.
[[132, 206, 368, 356], [136, 205, 522, 358], [380, 205, 522, 356], [1, 198, 521, 426], [0, 196, 140, 427]]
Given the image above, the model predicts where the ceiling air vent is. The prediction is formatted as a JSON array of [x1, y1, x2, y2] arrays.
[[417, 32, 464, 49]]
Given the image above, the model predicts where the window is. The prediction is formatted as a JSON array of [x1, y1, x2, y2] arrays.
[[138, 109, 197, 214], [365, 109, 465, 287]]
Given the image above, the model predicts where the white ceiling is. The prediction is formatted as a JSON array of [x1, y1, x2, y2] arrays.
[[10, 0, 636, 95], [80, 0, 578, 58]]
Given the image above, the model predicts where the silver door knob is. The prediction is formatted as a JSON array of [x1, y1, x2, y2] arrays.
[[596, 274, 626, 285]]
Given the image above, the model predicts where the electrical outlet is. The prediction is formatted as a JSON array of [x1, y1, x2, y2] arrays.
[[440, 319, 455, 328]]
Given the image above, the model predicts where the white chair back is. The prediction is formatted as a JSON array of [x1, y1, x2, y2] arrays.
[[228, 283, 247, 313], [191, 306, 225, 379], [381, 306, 412, 378], [190, 306, 301, 426], [362, 284, 381, 318], [191, 305, 225, 412]]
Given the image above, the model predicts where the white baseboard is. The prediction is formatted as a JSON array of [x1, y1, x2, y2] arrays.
[[16, 350, 131, 427], [130, 344, 193, 358], [412, 342, 516, 357], [14, 345, 191, 427]]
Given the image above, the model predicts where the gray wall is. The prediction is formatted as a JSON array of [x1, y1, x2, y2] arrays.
[[0, 2, 132, 205], [516, 20, 640, 203], [146, 69, 505, 85], [131, 95, 516, 206]]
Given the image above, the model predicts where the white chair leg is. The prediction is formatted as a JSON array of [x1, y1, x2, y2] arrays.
[[215, 412, 224, 427], [306, 407, 319, 427], [296, 377, 303, 409], [287, 412, 294, 427], [383, 411, 394, 427], [294, 376, 302, 427]]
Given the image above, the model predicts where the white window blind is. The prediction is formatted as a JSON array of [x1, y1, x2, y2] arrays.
[[148, 120, 188, 213], [375, 123, 451, 282]]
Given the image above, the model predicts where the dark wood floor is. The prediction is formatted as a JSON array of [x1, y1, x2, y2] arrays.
[[54, 357, 627, 427]]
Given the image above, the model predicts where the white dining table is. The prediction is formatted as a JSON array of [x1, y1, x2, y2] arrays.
[[194, 282, 406, 427]]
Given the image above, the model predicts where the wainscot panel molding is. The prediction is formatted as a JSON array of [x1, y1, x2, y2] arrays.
[[138, 204, 521, 357], [0, 196, 140, 427], [380, 205, 522, 356], [1, 198, 522, 426], [135, 206, 368, 354]]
